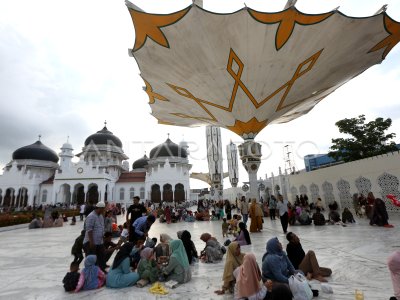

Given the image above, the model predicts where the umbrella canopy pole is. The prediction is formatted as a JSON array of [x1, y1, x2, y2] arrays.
[[238, 140, 262, 201]]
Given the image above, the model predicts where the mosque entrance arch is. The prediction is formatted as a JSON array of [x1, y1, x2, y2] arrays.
[[3, 188, 15, 207], [163, 184, 173, 202], [151, 184, 161, 203], [174, 183, 185, 203], [60, 184, 72, 206], [87, 184, 99, 205], [73, 184, 85, 205]]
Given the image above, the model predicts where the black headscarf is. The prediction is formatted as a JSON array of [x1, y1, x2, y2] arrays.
[[180, 230, 197, 264], [112, 242, 134, 269], [238, 222, 251, 245]]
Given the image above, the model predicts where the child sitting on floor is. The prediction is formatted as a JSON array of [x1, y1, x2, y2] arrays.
[[75, 255, 105, 292], [62, 262, 80, 292], [119, 222, 129, 243]]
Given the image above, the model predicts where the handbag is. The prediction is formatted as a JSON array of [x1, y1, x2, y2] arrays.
[[288, 273, 313, 300]]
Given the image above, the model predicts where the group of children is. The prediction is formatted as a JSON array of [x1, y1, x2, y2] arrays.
[[221, 214, 241, 237]]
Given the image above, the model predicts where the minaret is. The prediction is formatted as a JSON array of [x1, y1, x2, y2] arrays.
[[59, 137, 74, 170], [179, 136, 190, 156], [226, 141, 239, 187], [206, 126, 223, 200]]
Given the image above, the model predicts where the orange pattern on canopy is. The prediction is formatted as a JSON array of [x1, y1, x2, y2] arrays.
[[227, 117, 268, 137], [249, 7, 333, 50], [369, 15, 400, 59], [128, 7, 190, 52]]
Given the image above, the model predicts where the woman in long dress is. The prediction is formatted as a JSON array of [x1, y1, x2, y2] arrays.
[[249, 199, 263, 232], [161, 240, 192, 283], [234, 253, 272, 300], [215, 242, 245, 295], [106, 243, 140, 288], [200, 233, 224, 263]]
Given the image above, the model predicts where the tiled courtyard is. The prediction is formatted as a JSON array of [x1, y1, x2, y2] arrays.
[[0, 212, 399, 299]]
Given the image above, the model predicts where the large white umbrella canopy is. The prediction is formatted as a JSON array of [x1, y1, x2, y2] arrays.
[[127, 3, 400, 139]]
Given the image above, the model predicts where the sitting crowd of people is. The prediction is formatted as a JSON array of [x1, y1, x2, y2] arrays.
[[58, 192, 398, 298]]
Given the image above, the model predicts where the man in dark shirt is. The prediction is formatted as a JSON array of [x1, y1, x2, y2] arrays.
[[286, 232, 332, 282], [127, 196, 147, 242]]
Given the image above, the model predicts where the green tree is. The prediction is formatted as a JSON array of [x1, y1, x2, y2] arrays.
[[328, 115, 398, 162]]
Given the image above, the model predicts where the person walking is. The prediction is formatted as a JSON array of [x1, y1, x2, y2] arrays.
[[79, 203, 85, 221], [276, 195, 289, 234], [269, 195, 277, 220], [239, 196, 249, 225]]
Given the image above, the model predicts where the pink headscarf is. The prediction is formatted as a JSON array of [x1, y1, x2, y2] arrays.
[[236, 253, 262, 298], [140, 247, 154, 259]]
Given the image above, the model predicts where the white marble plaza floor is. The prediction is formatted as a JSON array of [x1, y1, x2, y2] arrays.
[[0, 211, 399, 300]]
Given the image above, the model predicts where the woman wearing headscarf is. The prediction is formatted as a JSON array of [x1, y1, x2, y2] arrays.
[[161, 239, 192, 283], [215, 242, 245, 295], [75, 255, 105, 292], [137, 248, 158, 283], [370, 197, 393, 227], [179, 230, 198, 264], [165, 206, 172, 224], [234, 222, 251, 246], [261, 237, 295, 284], [388, 250, 400, 300], [155, 233, 172, 263], [249, 199, 263, 233], [233, 253, 272, 300], [200, 233, 224, 263], [106, 242, 140, 288]]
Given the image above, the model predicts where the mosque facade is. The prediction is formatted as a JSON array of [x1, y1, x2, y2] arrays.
[[0, 125, 191, 208]]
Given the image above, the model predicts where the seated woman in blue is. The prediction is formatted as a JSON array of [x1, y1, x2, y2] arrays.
[[106, 242, 140, 288], [161, 239, 192, 283], [261, 237, 295, 284]]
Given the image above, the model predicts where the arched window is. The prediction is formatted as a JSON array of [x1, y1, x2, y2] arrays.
[[140, 187, 145, 199], [119, 188, 125, 201], [151, 184, 161, 203], [174, 183, 185, 203], [163, 184, 173, 202], [130, 187, 135, 199], [42, 190, 48, 203]]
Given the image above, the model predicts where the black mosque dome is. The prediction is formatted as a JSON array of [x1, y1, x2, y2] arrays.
[[12, 140, 59, 163], [84, 126, 122, 148], [149, 138, 187, 159], [132, 154, 149, 169]]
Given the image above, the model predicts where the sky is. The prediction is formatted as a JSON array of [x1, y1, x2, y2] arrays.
[[0, 0, 400, 189]]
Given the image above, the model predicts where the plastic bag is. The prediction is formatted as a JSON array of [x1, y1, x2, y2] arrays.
[[288, 273, 313, 300]]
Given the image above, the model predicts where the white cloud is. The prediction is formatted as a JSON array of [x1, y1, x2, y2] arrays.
[[0, 0, 399, 189]]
